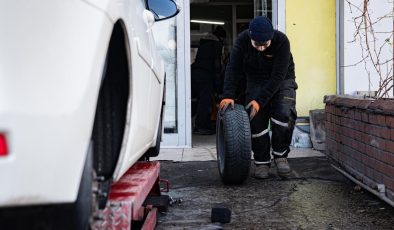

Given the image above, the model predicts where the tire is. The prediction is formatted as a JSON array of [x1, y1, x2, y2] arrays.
[[216, 104, 251, 184], [69, 143, 95, 230]]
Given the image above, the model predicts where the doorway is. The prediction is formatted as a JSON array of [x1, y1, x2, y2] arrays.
[[189, 0, 274, 146]]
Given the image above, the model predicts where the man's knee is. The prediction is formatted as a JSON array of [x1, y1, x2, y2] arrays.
[[271, 105, 296, 129]]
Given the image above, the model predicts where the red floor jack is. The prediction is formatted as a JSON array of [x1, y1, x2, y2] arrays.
[[92, 161, 169, 229]]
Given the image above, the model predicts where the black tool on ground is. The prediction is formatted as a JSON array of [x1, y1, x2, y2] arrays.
[[211, 204, 232, 223], [216, 104, 251, 184], [143, 195, 170, 212]]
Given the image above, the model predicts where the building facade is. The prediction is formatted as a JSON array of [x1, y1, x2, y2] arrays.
[[153, 0, 393, 148]]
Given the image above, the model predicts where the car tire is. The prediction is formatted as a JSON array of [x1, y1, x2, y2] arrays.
[[216, 104, 251, 184], [69, 143, 95, 230]]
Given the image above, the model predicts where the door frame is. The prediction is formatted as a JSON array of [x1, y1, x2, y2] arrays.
[[162, 0, 192, 148], [162, 0, 285, 148]]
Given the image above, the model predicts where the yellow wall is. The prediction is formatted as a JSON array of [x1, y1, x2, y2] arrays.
[[286, 0, 336, 116]]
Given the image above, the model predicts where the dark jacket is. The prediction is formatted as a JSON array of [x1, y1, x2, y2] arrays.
[[223, 30, 296, 108], [191, 36, 223, 83]]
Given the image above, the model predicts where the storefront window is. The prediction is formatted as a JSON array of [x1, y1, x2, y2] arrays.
[[153, 18, 178, 133], [254, 0, 273, 19]]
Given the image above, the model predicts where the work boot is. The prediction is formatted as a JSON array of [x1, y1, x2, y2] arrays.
[[274, 158, 291, 176], [254, 164, 270, 179]]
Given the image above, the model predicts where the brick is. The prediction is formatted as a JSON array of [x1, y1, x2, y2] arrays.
[[326, 105, 334, 114], [366, 167, 375, 180], [326, 137, 335, 151], [361, 154, 369, 165], [388, 152, 394, 166], [373, 170, 384, 183], [340, 117, 346, 127], [333, 132, 338, 141], [388, 164, 394, 176], [354, 121, 365, 132], [335, 107, 342, 117], [368, 136, 385, 149], [360, 132, 369, 143], [332, 124, 337, 133], [335, 97, 360, 108], [341, 126, 350, 137], [385, 140, 394, 153], [354, 150, 363, 163], [386, 116, 394, 128], [342, 109, 350, 118], [348, 109, 355, 119], [390, 129, 394, 141], [368, 146, 379, 160], [352, 138, 358, 149], [325, 121, 331, 131], [335, 115, 341, 125], [369, 125, 379, 137], [326, 128, 332, 138], [354, 130, 363, 142], [375, 160, 386, 175], [368, 100, 386, 112], [362, 112, 369, 123], [355, 110, 363, 121], [341, 134, 352, 147], [350, 162, 364, 180], [383, 175, 394, 191], [369, 114, 379, 125], [367, 156, 376, 168], [365, 122, 373, 133], [377, 150, 386, 162], [381, 127, 391, 140], [369, 125, 390, 139], [340, 117, 345, 126], [343, 144, 355, 157], [376, 114, 387, 126], [326, 113, 331, 122], [355, 141, 366, 153], [344, 118, 355, 129], [377, 161, 394, 178], [357, 100, 373, 110], [361, 161, 368, 174], [377, 100, 394, 114]]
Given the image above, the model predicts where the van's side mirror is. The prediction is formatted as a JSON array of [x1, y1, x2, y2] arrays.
[[146, 0, 180, 21]]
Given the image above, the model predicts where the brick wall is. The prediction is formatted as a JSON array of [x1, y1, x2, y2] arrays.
[[324, 95, 394, 202]]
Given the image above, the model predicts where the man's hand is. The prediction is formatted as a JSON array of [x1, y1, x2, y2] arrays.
[[219, 98, 234, 112], [246, 100, 260, 120]]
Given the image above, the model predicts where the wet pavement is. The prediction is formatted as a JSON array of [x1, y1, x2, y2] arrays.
[[156, 157, 394, 229]]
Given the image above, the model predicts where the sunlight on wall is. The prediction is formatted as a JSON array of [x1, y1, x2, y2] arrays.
[[286, 0, 337, 116]]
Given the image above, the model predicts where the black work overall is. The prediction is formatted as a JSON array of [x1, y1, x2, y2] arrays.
[[250, 79, 297, 164], [191, 37, 223, 131], [222, 29, 297, 164]]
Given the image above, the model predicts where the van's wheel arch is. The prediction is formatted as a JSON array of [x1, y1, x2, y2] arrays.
[[216, 104, 251, 184]]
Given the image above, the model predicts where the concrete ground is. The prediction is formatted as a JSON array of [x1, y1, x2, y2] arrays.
[[152, 135, 394, 229], [154, 134, 325, 162]]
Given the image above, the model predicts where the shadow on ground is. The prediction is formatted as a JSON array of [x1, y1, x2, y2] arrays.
[[157, 157, 394, 229]]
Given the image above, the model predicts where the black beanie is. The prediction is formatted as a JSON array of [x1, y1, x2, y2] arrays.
[[248, 16, 274, 42]]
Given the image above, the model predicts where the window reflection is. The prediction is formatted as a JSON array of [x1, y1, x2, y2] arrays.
[[152, 18, 178, 133]]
